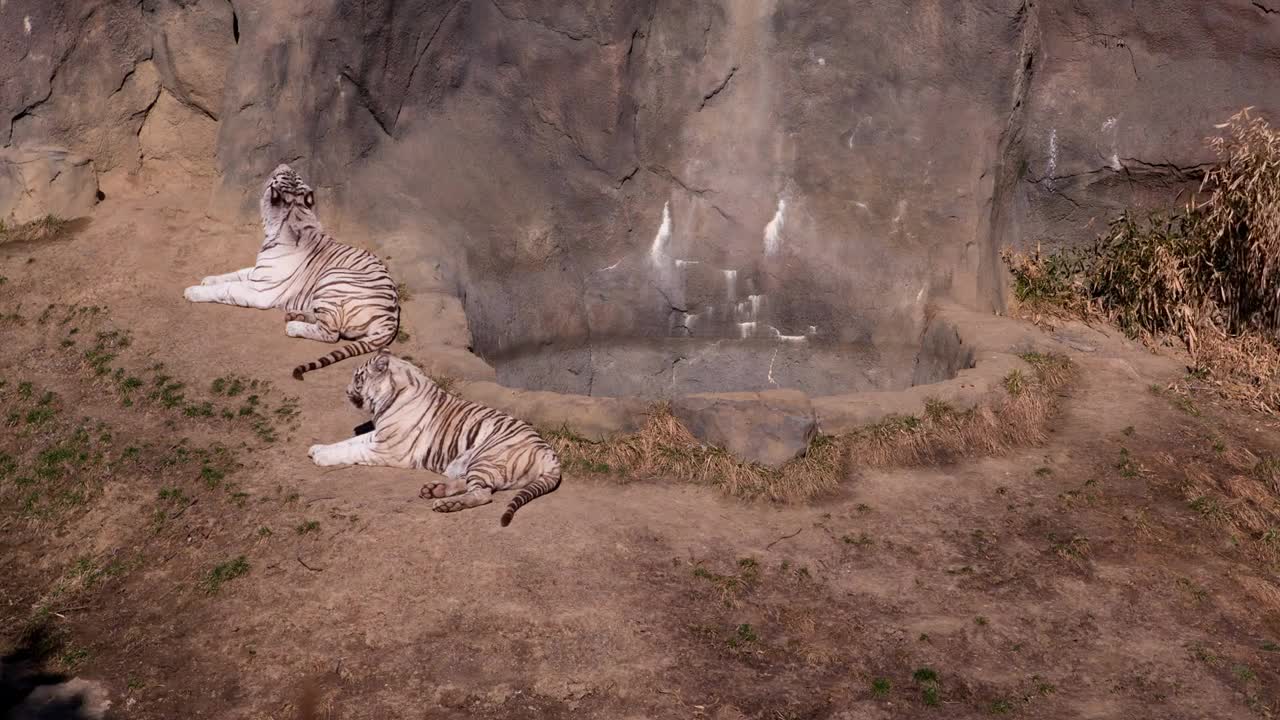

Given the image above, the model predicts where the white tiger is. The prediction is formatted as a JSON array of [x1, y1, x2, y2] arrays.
[[307, 350, 563, 526], [183, 164, 400, 380]]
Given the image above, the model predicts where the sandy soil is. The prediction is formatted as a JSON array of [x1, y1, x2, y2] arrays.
[[2, 191, 1279, 719]]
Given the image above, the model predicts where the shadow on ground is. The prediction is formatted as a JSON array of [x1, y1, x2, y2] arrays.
[[0, 625, 93, 720]]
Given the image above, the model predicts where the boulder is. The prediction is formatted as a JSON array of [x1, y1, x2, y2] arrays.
[[1, 4, 157, 190], [397, 291, 474, 349], [5, 0, 1280, 396], [147, 0, 236, 120], [672, 390, 817, 468], [139, 90, 219, 180], [0, 146, 99, 223]]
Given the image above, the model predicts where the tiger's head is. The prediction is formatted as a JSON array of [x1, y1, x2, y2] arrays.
[[260, 163, 316, 237], [347, 348, 404, 416]]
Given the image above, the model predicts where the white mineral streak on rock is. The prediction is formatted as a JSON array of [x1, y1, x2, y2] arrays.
[[649, 201, 671, 264], [723, 269, 738, 300], [763, 197, 786, 256], [1046, 128, 1058, 187], [1102, 117, 1122, 170]]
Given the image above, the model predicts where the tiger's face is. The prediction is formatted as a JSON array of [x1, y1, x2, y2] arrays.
[[259, 163, 316, 232], [347, 349, 395, 413]]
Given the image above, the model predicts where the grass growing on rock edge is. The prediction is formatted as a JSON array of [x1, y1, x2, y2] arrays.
[[545, 405, 848, 503], [848, 352, 1075, 468], [544, 353, 1074, 501], [1003, 108, 1280, 415]]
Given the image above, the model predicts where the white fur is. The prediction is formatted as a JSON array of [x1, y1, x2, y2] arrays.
[[201, 267, 255, 285], [443, 448, 476, 479], [286, 321, 339, 342], [308, 432, 380, 466], [183, 282, 275, 308]]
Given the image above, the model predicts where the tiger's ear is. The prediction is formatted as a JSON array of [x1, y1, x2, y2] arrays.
[[303, 191, 315, 208], [372, 353, 390, 373]]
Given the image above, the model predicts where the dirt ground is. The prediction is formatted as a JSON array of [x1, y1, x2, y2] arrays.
[[3, 190, 1280, 720]]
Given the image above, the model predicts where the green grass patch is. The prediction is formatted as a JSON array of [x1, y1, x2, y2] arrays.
[[202, 556, 250, 595]]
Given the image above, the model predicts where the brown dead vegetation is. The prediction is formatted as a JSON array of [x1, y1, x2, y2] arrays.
[[545, 405, 846, 503], [849, 353, 1074, 468], [546, 353, 1075, 501], [1005, 109, 1280, 415]]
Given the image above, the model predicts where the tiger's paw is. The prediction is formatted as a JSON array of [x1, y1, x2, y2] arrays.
[[199, 275, 220, 286], [419, 482, 454, 499], [307, 444, 339, 466], [431, 498, 465, 513], [183, 285, 206, 302]]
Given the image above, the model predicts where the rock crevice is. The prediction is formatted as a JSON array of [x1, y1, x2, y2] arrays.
[[4, 0, 1279, 372]]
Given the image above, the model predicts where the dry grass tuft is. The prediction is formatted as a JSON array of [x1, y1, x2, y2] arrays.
[[1000, 243, 1093, 323], [543, 404, 846, 503], [848, 353, 1075, 468], [1182, 327, 1280, 414], [1235, 575, 1280, 616], [1004, 109, 1280, 414], [1156, 450, 1280, 562], [0, 215, 72, 246], [1199, 108, 1280, 332], [546, 354, 1074, 501]]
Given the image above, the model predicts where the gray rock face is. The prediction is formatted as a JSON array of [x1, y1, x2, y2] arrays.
[[148, 0, 236, 120], [4, 0, 1279, 388], [2, 4, 157, 190], [494, 337, 921, 398], [671, 390, 817, 468], [206, 0, 1025, 356], [1010, 1, 1280, 258]]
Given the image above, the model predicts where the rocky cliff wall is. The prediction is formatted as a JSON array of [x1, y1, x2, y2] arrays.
[[3, 0, 1278, 359]]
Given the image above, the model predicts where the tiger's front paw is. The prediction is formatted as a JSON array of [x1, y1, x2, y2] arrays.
[[183, 285, 207, 302], [308, 444, 340, 466], [200, 275, 220, 286]]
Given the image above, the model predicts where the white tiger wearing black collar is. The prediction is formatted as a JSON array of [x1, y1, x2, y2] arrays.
[[183, 164, 400, 380], [308, 350, 563, 526]]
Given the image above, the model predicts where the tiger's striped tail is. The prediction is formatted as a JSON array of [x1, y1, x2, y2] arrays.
[[292, 331, 395, 380], [500, 469, 562, 527]]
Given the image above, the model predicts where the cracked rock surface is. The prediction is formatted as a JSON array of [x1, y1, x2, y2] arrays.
[[0, 146, 98, 223], [3, 0, 1280, 372]]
